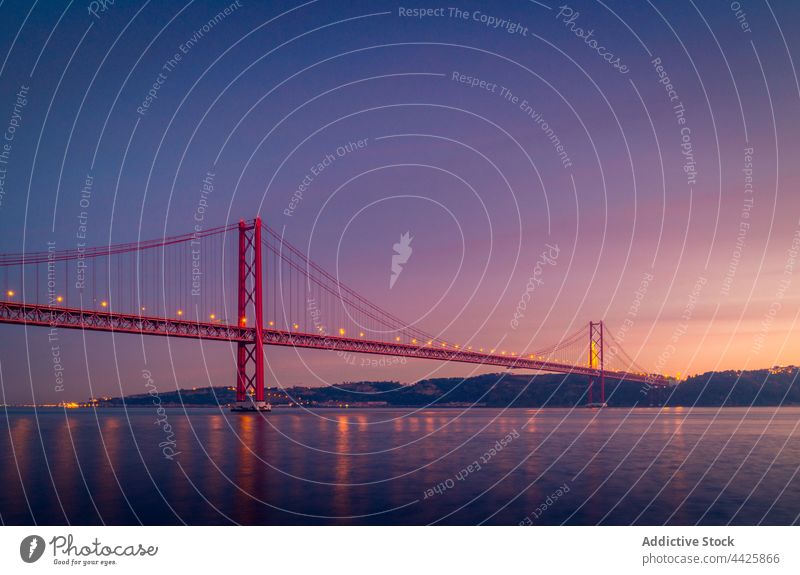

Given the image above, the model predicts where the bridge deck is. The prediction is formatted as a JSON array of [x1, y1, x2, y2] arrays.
[[0, 300, 668, 386]]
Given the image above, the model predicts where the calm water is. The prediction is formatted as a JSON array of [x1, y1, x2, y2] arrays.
[[1, 406, 798, 525]]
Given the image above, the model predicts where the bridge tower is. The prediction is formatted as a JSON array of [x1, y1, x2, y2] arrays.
[[587, 320, 605, 406], [232, 217, 269, 411]]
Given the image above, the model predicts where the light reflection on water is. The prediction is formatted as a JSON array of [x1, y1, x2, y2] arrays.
[[0, 407, 798, 525]]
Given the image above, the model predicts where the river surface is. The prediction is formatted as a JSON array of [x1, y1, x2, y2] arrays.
[[1, 406, 798, 525]]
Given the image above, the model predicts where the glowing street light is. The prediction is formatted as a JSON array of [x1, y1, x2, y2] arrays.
[[101, 300, 109, 308], [56, 295, 63, 303], [176, 309, 183, 316], [338, 328, 345, 335], [6, 290, 14, 298]]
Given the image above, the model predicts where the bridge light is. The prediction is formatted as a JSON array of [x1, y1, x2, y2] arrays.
[[268, 320, 274, 326], [467, 346, 472, 350], [490, 349, 495, 353], [209, 313, 216, 320], [240, 317, 247, 325], [359, 332, 365, 337], [395, 336, 401, 342], [141, 306, 146, 311], [441, 342, 446, 347], [101, 301, 109, 308], [56, 295, 63, 303], [6, 290, 14, 297], [427, 340, 432, 345], [176, 308, 182, 316], [501, 351, 506, 355], [411, 338, 417, 344], [338, 328, 345, 335], [293, 323, 299, 330]]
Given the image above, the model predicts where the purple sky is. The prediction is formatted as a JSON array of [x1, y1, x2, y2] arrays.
[[0, 1, 799, 403]]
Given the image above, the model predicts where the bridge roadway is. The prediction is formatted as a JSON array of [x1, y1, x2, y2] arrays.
[[0, 300, 669, 386]]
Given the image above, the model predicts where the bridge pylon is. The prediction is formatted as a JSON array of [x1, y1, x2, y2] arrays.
[[232, 217, 269, 412], [587, 320, 606, 407]]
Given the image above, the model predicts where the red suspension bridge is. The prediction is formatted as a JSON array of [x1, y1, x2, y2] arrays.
[[0, 217, 671, 409]]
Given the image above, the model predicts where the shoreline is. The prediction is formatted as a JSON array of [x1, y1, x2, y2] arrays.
[[3, 404, 798, 410]]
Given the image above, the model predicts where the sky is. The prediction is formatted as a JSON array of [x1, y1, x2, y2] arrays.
[[0, 0, 799, 403]]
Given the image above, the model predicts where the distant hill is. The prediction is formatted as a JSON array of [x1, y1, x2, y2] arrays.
[[94, 367, 800, 408]]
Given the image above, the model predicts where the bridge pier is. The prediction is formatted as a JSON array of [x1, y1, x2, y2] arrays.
[[648, 385, 666, 407]]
